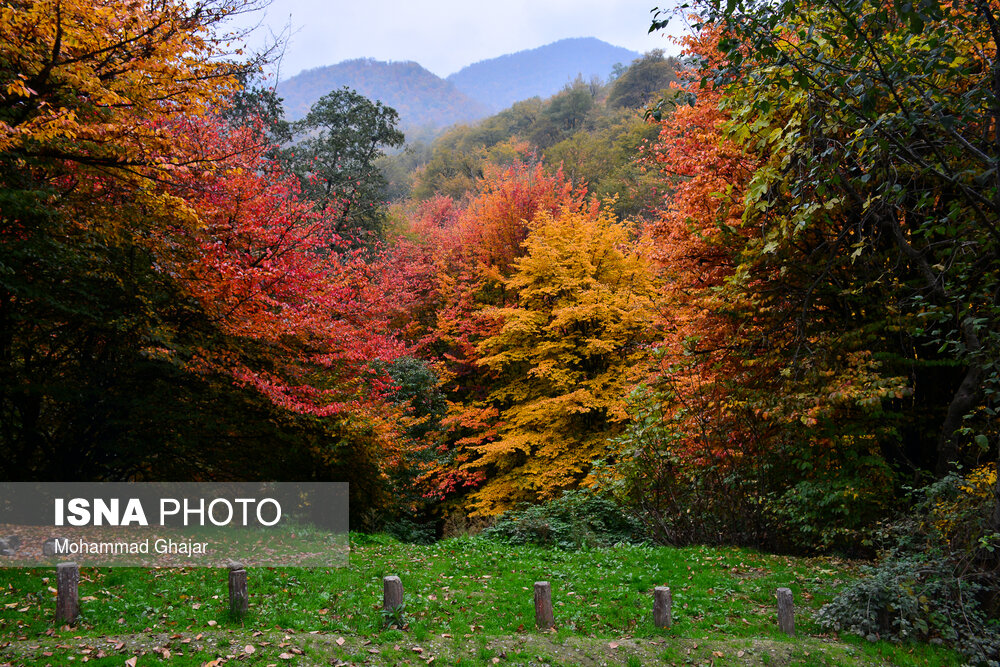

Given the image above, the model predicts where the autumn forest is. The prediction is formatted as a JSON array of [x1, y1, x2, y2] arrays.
[[2, 0, 1000, 658]]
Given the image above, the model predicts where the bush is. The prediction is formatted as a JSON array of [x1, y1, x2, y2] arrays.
[[482, 490, 644, 550], [597, 385, 777, 549], [383, 517, 436, 545], [602, 383, 896, 555], [816, 467, 1000, 664]]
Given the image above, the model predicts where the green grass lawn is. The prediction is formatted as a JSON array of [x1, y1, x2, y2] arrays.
[[0, 534, 963, 665]]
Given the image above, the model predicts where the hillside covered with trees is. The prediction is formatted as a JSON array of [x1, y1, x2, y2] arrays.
[[379, 49, 682, 214], [2, 0, 1000, 662], [276, 59, 490, 127]]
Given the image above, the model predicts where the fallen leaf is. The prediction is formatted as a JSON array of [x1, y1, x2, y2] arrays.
[[336, 637, 345, 646], [125, 658, 137, 667], [245, 645, 255, 654], [609, 642, 619, 649], [278, 653, 293, 660], [207, 620, 217, 627]]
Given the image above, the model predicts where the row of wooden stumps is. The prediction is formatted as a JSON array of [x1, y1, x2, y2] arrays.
[[382, 576, 797, 636], [53, 564, 796, 637]]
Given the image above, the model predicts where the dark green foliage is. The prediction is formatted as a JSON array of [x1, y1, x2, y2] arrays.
[[544, 107, 663, 218], [0, 164, 396, 520], [527, 79, 597, 148], [360, 357, 445, 538], [606, 50, 682, 109], [817, 555, 999, 663], [285, 87, 405, 241], [382, 517, 436, 545], [606, 379, 900, 555], [381, 602, 409, 629], [482, 490, 644, 549], [605, 386, 777, 550], [383, 356, 447, 441], [221, 73, 293, 147], [677, 0, 1000, 479], [816, 470, 1000, 664]]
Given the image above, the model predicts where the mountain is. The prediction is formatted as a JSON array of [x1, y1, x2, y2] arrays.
[[276, 59, 490, 129], [446, 38, 640, 112]]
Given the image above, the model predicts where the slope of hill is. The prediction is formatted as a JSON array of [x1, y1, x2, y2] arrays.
[[276, 59, 490, 128], [446, 37, 640, 112]]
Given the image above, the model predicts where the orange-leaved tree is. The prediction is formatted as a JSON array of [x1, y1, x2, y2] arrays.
[[394, 164, 593, 502], [462, 204, 659, 515]]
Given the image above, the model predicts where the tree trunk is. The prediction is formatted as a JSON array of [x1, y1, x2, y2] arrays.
[[935, 362, 984, 476]]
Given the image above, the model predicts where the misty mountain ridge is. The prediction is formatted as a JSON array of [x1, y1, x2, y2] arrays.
[[276, 38, 641, 133], [276, 59, 488, 128], [447, 37, 640, 112]]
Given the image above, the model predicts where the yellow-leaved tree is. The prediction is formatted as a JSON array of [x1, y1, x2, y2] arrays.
[[465, 205, 659, 515]]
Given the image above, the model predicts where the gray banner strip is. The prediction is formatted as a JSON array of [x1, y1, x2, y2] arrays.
[[0, 483, 349, 567]]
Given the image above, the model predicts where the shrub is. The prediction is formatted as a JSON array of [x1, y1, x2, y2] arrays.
[[816, 467, 1000, 664], [482, 490, 644, 549]]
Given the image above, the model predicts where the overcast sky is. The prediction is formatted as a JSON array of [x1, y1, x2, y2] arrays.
[[234, 1, 683, 81]]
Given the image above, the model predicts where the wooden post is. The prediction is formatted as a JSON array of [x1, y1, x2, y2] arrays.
[[55, 562, 79, 624], [383, 575, 404, 611], [654, 586, 672, 628], [228, 562, 248, 615], [534, 581, 554, 629], [777, 587, 794, 636]]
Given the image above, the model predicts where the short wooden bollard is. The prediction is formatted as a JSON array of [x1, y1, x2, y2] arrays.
[[534, 581, 554, 629], [55, 562, 79, 624], [654, 586, 672, 628], [777, 587, 794, 636], [228, 562, 248, 615], [383, 575, 404, 611]]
